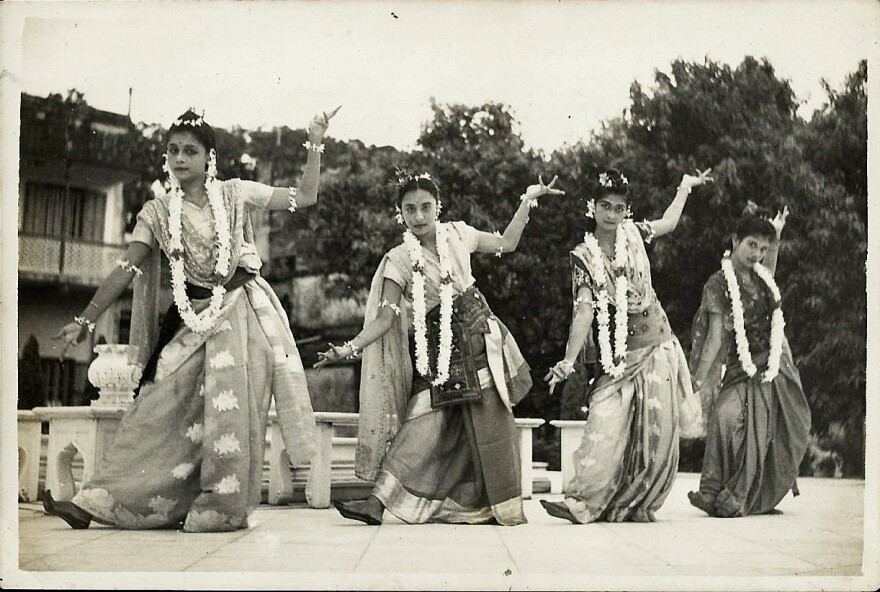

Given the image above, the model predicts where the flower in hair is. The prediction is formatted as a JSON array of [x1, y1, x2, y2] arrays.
[[599, 173, 612, 188]]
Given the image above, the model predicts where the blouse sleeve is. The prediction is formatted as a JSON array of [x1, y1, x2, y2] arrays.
[[129, 204, 157, 248], [634, 220, 657, 244], [381, 251, 410, 291], [235, 179, 276, 209], [702, 273, 729, 315], [451, 221, 481, 253]]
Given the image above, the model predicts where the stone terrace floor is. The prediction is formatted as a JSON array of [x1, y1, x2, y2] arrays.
[[7, 473, 878, 590]]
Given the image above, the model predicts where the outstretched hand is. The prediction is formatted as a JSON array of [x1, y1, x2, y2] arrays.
[[543, 360, 574, 395], [308, 106, 342, 142], [680, 168, 715, 191], [52, 322, 87, 361], [314, 342, 350, 369], [770, 205, 789, 237], [523, 175, 566, 204]]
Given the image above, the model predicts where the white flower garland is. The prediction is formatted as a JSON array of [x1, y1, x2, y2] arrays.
[[720, 251, 785, 382], [165, 152, 231, 334], [584, 225, 629, 378], [404, 223, 455, 386]]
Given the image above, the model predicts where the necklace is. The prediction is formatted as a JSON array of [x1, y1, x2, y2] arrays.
[[720, 252, 785, 382], [404, 224, 455, 386], [167, 178, 232, 334], [583, 225, 629, 377]]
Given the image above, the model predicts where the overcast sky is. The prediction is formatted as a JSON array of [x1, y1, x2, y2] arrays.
[[8, 0, 878, 152]]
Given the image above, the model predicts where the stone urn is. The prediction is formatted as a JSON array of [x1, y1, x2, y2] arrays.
[[87, 344, 142, 408]]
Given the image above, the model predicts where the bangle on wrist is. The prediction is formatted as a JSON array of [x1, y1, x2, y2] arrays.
[[87, 301, 100, 311], [303, 140, 325, 154], [677, 184, 692, 195], [74, 316, 96, 333], [343, 340, 360, 359]]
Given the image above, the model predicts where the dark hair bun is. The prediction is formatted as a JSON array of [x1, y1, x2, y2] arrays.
[[167, 109, 216, 152], [598, 168, 629, 198]]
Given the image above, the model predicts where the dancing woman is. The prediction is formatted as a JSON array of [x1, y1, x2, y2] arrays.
[[542, 168, 709, 523], [688, 205, 811, 517], [317, 172, 563, 525], [45, 107, 339, 532]]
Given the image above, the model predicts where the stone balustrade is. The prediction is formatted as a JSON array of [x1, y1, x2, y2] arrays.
[[19, 342, 547, 509], [267, 412, 545, 508], [17, 410, 42, 502]]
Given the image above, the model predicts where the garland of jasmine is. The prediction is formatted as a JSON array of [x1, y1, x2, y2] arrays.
[[404, 222, 455, 386], [720, 251, 785, 382], [583, 224, 629, 378], [164, 152, 232, 334]]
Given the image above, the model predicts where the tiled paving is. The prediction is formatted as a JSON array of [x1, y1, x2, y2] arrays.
[[8, 473, 876, 590]]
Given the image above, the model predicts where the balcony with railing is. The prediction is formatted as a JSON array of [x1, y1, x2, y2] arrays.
[[19, 233, 128, 287]]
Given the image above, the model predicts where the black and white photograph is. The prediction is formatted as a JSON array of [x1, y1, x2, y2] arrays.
[[1, 0, 877, 590]]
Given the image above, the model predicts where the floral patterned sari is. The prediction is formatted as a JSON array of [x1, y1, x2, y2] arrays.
[[72, 180, 316, 532], [561, 220, 701, 523]]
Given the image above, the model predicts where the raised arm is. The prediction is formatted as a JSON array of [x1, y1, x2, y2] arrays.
[[649, 168, 714, 239], [53, 240, 154, 359], [474, 175, 565, 255], [545, 286, 594, 394], [762, 206, 789, 276], [263, 106, 341, 211], [315, 278, 402, 367]]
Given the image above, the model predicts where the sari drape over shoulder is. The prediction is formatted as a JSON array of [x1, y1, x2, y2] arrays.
[[74, 179, 316, 532], [561, 220, 701, 523], [355, 221, 531, 525]]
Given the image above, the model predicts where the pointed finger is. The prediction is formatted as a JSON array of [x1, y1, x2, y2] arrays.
[[546, 175, 559, 189], [543, 370, 554, 382], [538, 175, 545, 187], [325, 105, 342, 120]]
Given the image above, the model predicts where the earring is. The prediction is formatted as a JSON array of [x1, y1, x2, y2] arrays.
[[436, 200, 443, 219], [625, 206, 633, 219], [163, 155, 181, 192], [585, 200, 595, 219], [394, 206, 404, 225], [206, 149, 218, 183]]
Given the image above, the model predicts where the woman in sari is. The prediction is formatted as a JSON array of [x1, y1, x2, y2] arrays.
[[316, 172, 562, 525], [541, 168, 709, 524], [688, 206, 810, 517], [44, 107, 339, 532]]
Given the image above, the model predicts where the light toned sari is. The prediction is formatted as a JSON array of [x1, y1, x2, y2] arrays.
[[72, 180, 316, 532], [562, 220, 701, 523]]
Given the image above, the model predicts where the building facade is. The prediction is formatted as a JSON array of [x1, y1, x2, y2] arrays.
[[18, 93, 140, 407]]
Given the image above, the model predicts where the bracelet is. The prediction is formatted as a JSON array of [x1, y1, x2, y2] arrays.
[[676, 184, 692, 196], [342, 340, 360, 359], [557, 359, 575, 377], [287, 187, 298, 213], [74, 316, 96, 333], [87, 301, 101, 311], [520, 193, 539, 209], [303, 141, 325, 154], [116, 258, 144, 276], [379, 299, 401, 316]]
